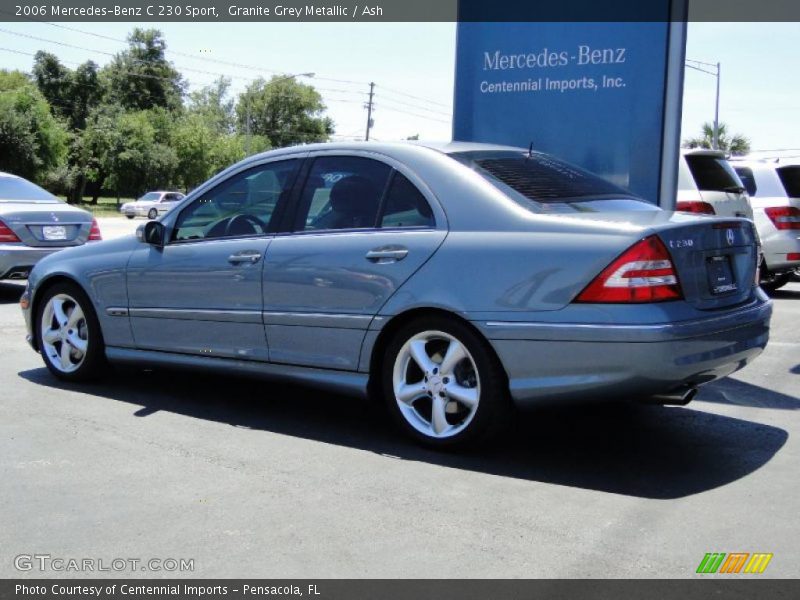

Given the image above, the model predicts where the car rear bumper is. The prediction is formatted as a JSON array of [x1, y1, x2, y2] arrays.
[[478, 298, 772, 407], [0, 245, 63, 279], [761, 231, 800, 273]]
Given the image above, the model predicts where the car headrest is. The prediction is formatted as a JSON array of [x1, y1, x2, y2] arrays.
[[329, 176, 379, 214]]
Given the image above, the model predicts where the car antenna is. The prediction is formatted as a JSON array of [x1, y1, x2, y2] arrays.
[[527, 142, 534, 159]]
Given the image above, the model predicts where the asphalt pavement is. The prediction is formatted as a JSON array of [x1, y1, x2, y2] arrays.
[[1, 217, 797, 578]]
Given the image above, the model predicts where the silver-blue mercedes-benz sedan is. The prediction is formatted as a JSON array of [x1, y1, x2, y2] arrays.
[[20, 142, 772, 448]]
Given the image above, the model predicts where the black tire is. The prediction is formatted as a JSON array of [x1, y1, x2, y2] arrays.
[[36, 281, 106, 382], [148, 208, 158, 220], [792, 268, 800, 283], [126, 215, 134, 220], [760, 272, 792, 293], [381, 316, 512, 449]]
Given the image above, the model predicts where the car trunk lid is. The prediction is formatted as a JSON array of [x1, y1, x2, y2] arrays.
[[0, 202, 93, 247]]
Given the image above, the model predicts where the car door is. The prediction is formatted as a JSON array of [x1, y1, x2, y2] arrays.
[[126, 159, 300, 360], [158, 193, 183, 215], [262, 153, 447, 370]]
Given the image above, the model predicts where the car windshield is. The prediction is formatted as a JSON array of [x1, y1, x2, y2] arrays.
[[776, 166, 800, 198], [0, 176, 59, 203], [137, 192, 161, 201], [449, 150, 654, 213]]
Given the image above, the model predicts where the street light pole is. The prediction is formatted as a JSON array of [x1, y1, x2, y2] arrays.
[[713, 61, 721, 151], [686, 59, 721, 150], [244, 71, 315, 155]]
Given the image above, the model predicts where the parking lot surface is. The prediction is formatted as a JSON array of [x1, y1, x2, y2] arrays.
[[1, 217, 798, 578]]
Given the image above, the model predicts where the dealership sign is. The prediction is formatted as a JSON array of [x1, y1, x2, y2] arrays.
[[454, 7, 687, 206]]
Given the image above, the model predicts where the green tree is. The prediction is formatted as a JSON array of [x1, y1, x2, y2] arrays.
[[682, 122, 751, 156], [188, 77, 235, 134], [236, 76, 333, 149], [0, 70, 68, 182], [104, 28, 185, 112]]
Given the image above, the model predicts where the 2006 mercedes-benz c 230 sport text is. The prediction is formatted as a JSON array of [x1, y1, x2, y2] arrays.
[[20, 142, 772, 448]]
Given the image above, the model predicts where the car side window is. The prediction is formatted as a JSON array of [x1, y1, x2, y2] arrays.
[[734, 167, 757, 197], [294, 156, 392, 231], [164, 193, 181, 202], [173, 160, 298, 242], [379, 173, 434, 228]]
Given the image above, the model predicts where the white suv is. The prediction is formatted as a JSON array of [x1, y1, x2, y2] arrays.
[[678, 150, 753, 219], [730, 158, 800, 291]]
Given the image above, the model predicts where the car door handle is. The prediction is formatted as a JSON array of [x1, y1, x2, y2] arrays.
[[365, 246, 409, 263], [227, 251, 262, 264]]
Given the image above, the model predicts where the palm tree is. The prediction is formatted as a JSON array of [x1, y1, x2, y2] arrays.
[[682, 122, 751, 156]]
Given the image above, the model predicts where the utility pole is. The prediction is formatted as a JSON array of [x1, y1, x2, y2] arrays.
[[713, 61, 721, 151], [365, 82, 375, 141], [686, 59, 722, 150]]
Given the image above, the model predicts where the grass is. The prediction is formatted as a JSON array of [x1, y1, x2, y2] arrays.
[[59, 195, 136, 218]]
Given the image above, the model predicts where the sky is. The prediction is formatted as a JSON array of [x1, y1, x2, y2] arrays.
[[0, 20, 798, 156]]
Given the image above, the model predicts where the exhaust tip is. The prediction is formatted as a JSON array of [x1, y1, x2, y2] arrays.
[[642, 387, 698, 406]]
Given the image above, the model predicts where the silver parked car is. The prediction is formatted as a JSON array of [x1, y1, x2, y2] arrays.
[[120, 191, 185, 220], [730, 159, 800, 291], [20, 142, 771, 448], [0, 171, 101, 281]]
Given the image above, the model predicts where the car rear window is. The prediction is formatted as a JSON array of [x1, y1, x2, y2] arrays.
[[449, 150, 652, 211], [684, 155, 743, 192], [0, 176, 59, 202], [776, 166, 800, 198]]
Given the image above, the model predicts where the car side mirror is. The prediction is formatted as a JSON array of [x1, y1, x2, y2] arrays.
[[137, 221, 166, 248]]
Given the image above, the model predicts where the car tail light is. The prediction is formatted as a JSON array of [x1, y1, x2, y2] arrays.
[[575, 235, 682, 303], [88, 218, 102, 241], [764, 206, 800, 230], [0, 219, 21, 243], [788, 253, 800, 261], [676, 200, 715, 215]]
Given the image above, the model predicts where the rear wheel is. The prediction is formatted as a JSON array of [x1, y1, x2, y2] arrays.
[[382, 317, 511, 449], [125, 215, 134, 220], [760, 271, 792, 293], [147, 208, 158, 220], [36, 282, 106, 381]]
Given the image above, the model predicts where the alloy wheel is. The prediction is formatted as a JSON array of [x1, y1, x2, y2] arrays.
[[391, 330, 481, 439], [40, 293, 89, 374]]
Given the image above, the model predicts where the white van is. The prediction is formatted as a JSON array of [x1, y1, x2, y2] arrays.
[[730, 158, 800, 291]]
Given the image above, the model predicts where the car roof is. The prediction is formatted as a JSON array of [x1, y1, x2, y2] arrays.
[[681, 149, 727, 158], [0, 171, 23, 179], [244, 140, 527, 162]]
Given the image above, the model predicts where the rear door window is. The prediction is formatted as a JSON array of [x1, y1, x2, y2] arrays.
[[685, 155, 743, 192], [380, 173, 434, 228], [776, 166, 800, 198]]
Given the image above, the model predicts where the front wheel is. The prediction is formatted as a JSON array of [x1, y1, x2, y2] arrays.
[[147, 208, 158, 220], [382, 317, 511, 449], [36, 282, 106, 381]]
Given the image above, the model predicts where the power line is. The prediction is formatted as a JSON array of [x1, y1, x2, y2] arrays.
[[377, 84, 450, 109], [374, 102, 451, 124], [0, 14, 370, 87], [0, 28, 368, 102]]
